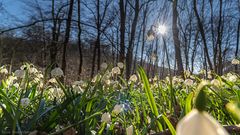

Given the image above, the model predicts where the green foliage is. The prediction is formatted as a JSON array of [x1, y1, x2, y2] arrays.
[[0, 63, 239, 134]]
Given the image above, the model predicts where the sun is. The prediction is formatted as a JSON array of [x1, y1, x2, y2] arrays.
[[157, 25, 167, 35]]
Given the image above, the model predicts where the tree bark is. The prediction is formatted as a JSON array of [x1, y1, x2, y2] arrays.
[[172, 0, 184, 76], [62, 0, 74, 75], [193, 0, 213, 70], [77, 0, 83, 77], [126, 0, 140, 79], [119, 0, 126, 63]]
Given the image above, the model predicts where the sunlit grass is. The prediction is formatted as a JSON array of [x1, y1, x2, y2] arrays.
[[0, 62, 239, 134]]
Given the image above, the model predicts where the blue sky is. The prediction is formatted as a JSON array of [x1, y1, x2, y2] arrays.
[[0, 0, 27, 26]]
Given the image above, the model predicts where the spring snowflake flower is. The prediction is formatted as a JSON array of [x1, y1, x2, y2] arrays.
[[91, 130, 97, 135], [117, 62, 124, 69], [14, 69, 25, 78], [232, 58, 240, 65], [112, 67, 121, 75], [73, 86, 84, 93], [20, 98, 30, 107], [211, 79, 221, 87], [104, 79, 111, 86], [228, 75, 238, 82], [0, 66, 8, 74], [51, 67, 64, 77], [100, 63, 108, 69], [126, 125, 133, 135], [129, 74, 138, 82], [184, 79, 193, 86], [29, 67, 38, 74], [101, 112, 111, 123], [112, 104, 123, 115], [176, 109, 229, 135], [147, 115, 151, 124]]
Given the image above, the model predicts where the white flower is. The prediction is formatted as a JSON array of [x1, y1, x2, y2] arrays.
[[73, 86, 84, 93], [228, 75, 238, 82], [126, 125, 133, 135], [100, 63, 108, 69], [92, 75, 100, 83], [112, 104, 123, 115], [129, 74, 138, 82], [117, 62, 124, 69], [29, 67, 38, 74], [6, 76, 17, 86], [101, 112, 111, 123], [14, 70, 25, 78], [91, 130, 97, 135], [112, 67, 121, 75], [104, 79, 111, 86], [20, 98, 30, 107], [48, 78, 57, 84], [147, 116, 151, 124], [184, 79, 193, 86], [0, 66, 8, 74], [51, 67, 64, 77], [211, 79, 221, 87], [232, 58, 240, 65], [176, 109, 229, 135]]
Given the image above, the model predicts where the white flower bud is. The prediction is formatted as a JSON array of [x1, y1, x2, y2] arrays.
[[20, 98, 30, 107], [112, 104, 123, 115], [232, 58, 240, 65], [176, 109, 229, 135], [101, 112, 111, 123], [129, 74, 138, 82], [51, 67, 64, 77], [112, 67, 121, 75], [126, 125, 133, 135], [117, 62, 124, 69], [100, 63, 108, 70], [14, 70, 25, 78]]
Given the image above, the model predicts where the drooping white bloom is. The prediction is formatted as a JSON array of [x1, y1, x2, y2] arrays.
[[0, 66, 8, 74], [184, 79, 193, 86], [104, 79, 111, 86], [29, 67, 38, 74], [147, 115, 151, 124], [126, 125, 133, 135], [101, 112, 111, 123], [211, 79, 221, 87], [112, 104, 123, 115], [176, 109, 229, 135], [228, 75, 238, 82], [73, 86, 84, 93], [14, 69, 25, 78], [117, 62, 124, 69], [129, 74, 138, 82], [231, 58, 240, 65], [51, 67, 64, 77], [20, 98, 30, 107], [100, 63, 108, 70], [112, 67, 121, 75], [91, 130, 97, 135]]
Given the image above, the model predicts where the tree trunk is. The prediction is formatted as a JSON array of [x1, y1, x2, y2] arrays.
[[126, 0, 140, 79], [172, 0, 184, 76], [62, 0, 74, 75], [119, 0, 126, 63], [193, 0, 213, 70], [235, 19, 240, 72], [77, 0, 83, 77]]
